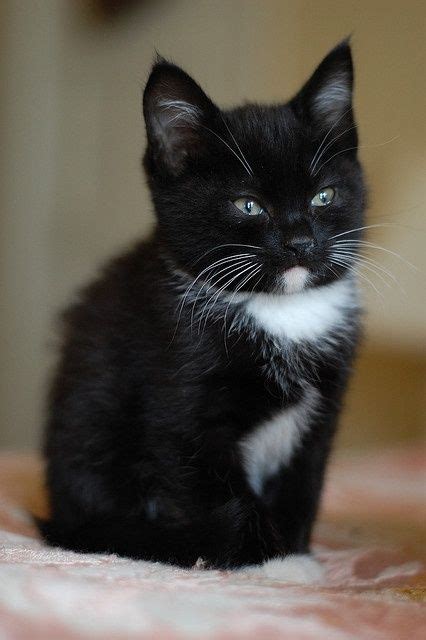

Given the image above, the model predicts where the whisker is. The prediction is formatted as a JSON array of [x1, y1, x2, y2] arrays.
[[191, 243, 262, 266], [197, 263, 259, 336], [191, 260, 255, 333], [172, 253, 255, 342], [313, 136, 399, 176], [214, 264, 261, 328], [332, 240, 418, 270], [159, 100, 253, 177], [329, 224, 399, 241], [330, 252, 394, 289], [329, 257, 384, 299], [200, 124, 253, 177], [223, 266, 262, 356], [178, 253, 253, 313], [313, 145, 357, 175], [309, 106, 353, 171], [310, 124, 357, 175], [199, 258, 255, 296], [329, 248, 401, 287], [200, 260, 255, 298], [189, 257, 254, 330], [220, 115, 254, 176], [192, 260, 255, 330], [324, 263, 341, 280]]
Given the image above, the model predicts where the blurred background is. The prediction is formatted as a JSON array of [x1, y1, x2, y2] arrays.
[[0, 0, 424, 451]]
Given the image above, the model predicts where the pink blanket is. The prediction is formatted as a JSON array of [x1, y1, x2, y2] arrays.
[[0, 448, 425, 639]]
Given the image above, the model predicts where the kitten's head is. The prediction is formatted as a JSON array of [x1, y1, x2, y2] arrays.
[[143, 41, 366, 296]]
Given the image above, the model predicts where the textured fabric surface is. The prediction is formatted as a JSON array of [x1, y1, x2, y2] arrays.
[[0, 448, 425, 639]]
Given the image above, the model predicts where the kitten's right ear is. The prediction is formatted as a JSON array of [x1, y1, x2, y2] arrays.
[[292, 40, 355, 133], [143, 59, 218, 176]]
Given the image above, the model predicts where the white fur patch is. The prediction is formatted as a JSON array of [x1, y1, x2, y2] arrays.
[[244, 277, 356, 344], [242, 554, 324, 584], [239, 385, 320, 496], [282, 266, 309, 294]]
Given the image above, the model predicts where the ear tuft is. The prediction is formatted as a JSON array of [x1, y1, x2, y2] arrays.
[[312, 68, 352, 125], [143, 61, 217, 176], [156, 98, 203, 128], [294, 40, 354, 129]]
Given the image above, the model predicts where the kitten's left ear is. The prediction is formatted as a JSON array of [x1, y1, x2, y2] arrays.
[[292, 40, 355, 134], [143, 58, 219, 176]]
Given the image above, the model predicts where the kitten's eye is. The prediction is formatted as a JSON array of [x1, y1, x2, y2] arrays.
[[233, 198, 266, 216], [311, 187, 335, 207]]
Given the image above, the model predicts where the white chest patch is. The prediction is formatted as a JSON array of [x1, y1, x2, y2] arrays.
[[243, 277, 357, 344], [239, 385, 320, 495]]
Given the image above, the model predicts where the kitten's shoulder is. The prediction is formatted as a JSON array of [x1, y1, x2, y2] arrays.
[[58, 235, 162, 340]]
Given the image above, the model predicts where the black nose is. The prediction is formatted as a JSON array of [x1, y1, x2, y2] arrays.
[[287, 236, 315, 256]]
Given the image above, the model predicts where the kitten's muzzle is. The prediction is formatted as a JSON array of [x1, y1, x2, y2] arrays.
[[283, 236, 317, 267]]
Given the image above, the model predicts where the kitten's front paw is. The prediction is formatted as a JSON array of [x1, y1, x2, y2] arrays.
[[244, 554, 324, 584]]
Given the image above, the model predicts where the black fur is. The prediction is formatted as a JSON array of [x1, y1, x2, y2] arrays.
[[40, 41, 365, 568]]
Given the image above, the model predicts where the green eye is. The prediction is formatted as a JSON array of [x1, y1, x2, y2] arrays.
[[233, 198, 266, 216], [311, 187, 335, 207]]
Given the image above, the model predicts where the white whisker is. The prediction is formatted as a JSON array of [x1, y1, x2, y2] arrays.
[[200, 124, 253, 177], [192, 260, 255, 331], [313, 136, 399, 176], [333, 239, 418, 270], [310, 124, 357, 174], [330, 252, 394, 289], [309, 106, 353, 171], [329, 224, 397, 240], [192, 243, 262, 265], [171, 253, 255, 343], [191, 261, 253, 330], [329, 248, 401, 288], [159, 100, 253, 177], [197, 262, 259, 336], [191, 259, 255, 332], [221, 115, 254, 176], [329, 257, 384, 299], [179, 253, 253, 311], [189, 257, 254, 331], [223, 266, 262, 356], [324, 263, 341, 279]]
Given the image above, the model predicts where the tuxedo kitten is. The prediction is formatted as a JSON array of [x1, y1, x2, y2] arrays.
[[40, 41, 365, 580]]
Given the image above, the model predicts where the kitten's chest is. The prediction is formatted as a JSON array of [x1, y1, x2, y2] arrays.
[[237, 277, 358, 386], [242, 277, 357, 347], [233, 278, 359, 496]]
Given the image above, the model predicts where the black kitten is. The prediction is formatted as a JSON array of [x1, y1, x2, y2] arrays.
[[40, 41, 365, 579]]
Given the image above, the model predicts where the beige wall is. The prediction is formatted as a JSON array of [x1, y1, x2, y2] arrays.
[[1, 1, 425, 448]]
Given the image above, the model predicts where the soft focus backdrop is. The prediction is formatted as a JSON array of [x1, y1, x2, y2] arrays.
[[0, 0, 425, 450]]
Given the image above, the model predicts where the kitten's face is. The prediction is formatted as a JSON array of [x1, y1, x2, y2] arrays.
[[143, 41, 366, 296]]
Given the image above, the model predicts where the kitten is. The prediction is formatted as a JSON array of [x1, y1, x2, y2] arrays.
[[39, 40, 365, 580]]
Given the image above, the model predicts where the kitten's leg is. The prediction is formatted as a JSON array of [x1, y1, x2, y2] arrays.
[[199, 495, 286, 569], [269, 425, 333, 548], [240, 421, 335, 582], [210, 487, 324, 580]]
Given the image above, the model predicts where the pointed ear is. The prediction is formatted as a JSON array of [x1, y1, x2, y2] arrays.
[[292, 40, 355, 135], [143, 59, 218, 176]]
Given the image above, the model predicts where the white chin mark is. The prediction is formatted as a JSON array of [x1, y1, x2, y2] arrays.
[[241, 554, 324, 585], [283, 266, 309, 294]]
